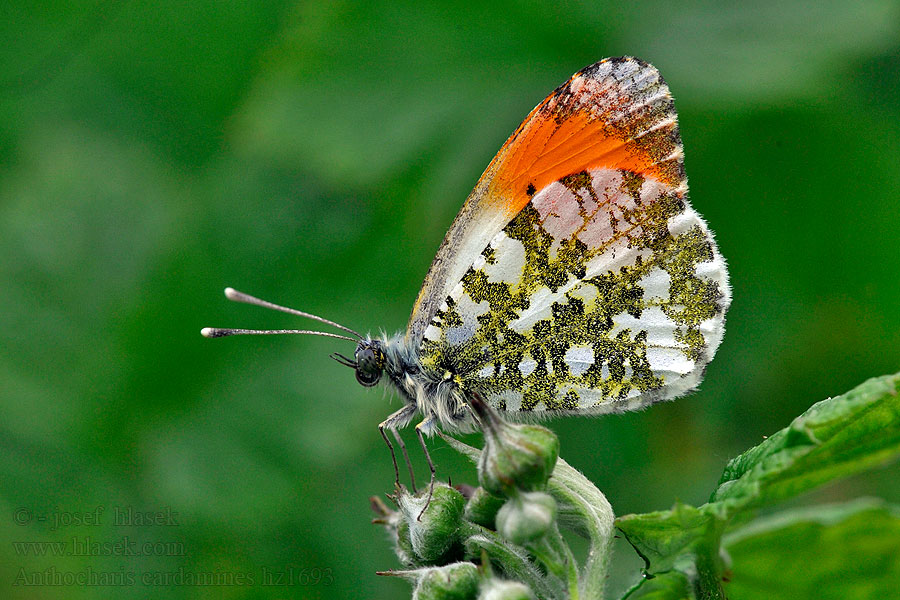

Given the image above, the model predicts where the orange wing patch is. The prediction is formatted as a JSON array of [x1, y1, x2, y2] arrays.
[[483, 57, 684, 218]]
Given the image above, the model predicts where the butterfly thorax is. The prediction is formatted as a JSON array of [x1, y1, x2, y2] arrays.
[[362, 333, 474, 434]]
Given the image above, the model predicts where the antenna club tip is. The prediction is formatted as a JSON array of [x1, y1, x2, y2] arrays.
[[224, 287, 239, 299], [200, 327, 220, 338]]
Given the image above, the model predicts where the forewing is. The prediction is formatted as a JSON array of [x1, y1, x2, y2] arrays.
[[407, 57, 686, 344], [411, 57, 730, 415]]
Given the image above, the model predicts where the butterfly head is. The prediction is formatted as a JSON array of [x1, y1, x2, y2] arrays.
[[334, 340, 386, 387]]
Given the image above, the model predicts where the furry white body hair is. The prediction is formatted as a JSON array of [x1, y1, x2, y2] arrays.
[[377, 333, 475, 435]]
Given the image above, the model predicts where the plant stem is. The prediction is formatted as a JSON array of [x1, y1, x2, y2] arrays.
[[548, 457, 615, 599]]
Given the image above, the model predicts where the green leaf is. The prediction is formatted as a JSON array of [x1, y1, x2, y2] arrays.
[[620, 570, 693, 600], [723, 499, 900, 600], [616, 503, 727, 576], [712, 373, 900, 511], [616, 373, 900, 600], [616, 503, 729, 599]]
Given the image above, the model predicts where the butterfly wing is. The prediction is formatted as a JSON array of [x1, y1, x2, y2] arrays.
[[409, 57, 730, 416]]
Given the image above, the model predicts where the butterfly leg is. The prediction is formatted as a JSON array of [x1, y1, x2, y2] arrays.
[[378, 427, 401, 489], [391, 429, 417, 494], [415, 417, 437, 521], [379, 405, 417, 490]]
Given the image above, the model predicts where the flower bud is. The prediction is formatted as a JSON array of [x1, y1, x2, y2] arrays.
[[395, 519, 417, 566], [413, 562, 480, 600], [372, 495, 418, 566], [495, 491, 557, 545], [463, 487, 506, 530], [477, 578, 536, 600], [478, 420, 559, 497], [399, 483, 467, 564]]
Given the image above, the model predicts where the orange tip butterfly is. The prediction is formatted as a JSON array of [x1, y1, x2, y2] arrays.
[[203, 57, 730, 444]]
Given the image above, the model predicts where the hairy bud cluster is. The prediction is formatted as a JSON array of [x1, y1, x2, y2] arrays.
[[374, 399, 575, 600]]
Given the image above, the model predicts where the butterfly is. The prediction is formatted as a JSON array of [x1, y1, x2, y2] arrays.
[[203, 57, 730, 488]]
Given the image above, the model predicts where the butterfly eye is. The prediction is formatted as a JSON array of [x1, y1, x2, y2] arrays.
[[355, 368, 381, 387], [355, 346, 384, 387]]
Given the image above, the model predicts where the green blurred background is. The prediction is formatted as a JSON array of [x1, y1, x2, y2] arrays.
[[2, 1, 899, 598]]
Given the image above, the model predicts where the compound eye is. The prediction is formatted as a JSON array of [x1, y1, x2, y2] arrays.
[[355, 368, 381, 387], [354, 346, 383, 387]]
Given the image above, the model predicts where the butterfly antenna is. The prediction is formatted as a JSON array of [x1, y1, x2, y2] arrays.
[[202, 287, 365, 341], [201, 328, 358, 342]]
